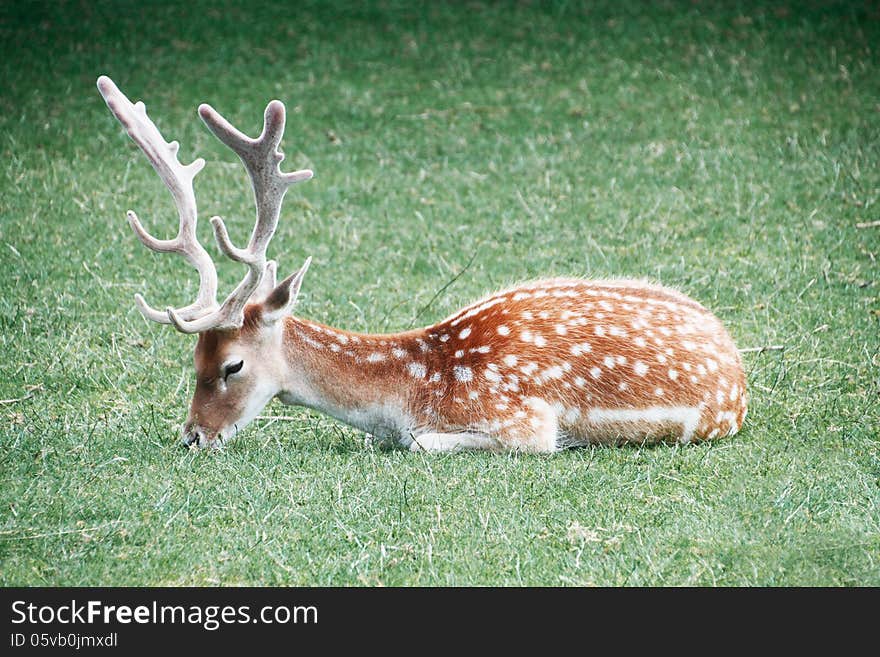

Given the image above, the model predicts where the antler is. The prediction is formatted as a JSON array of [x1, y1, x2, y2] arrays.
[[97, 75, 219, 325], [97, 76, 313, 333], [170, 99, 313, 332]]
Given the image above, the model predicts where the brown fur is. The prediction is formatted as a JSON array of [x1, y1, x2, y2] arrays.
[[254, 279, 748, 448]]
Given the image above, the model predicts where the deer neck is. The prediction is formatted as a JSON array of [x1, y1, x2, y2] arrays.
[[278, 316, 425, 439]]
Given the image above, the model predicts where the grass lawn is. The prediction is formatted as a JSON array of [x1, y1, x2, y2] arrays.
[[1, 0, 878, 586]]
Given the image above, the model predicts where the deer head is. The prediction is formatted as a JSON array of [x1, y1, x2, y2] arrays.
[[97, 76, 313, 448]]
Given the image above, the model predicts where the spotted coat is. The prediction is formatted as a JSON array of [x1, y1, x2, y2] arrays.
[[283, 278, 748, 452]]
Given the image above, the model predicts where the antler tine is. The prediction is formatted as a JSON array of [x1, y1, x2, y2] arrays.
[[97, 76, 219, 326], [254, 260, 279, 301], [174, 99, 313, 330]]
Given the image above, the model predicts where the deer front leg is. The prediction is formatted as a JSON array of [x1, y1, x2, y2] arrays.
[[408, 431, 499, 452], [410, 397, 561, 454]]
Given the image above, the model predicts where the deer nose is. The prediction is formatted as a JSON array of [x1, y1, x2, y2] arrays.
[[181, 423, 206, 448]]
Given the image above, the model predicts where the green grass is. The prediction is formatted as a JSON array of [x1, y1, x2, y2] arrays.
[[1, 0, 878, 585]]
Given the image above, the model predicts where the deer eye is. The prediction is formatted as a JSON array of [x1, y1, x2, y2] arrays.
[[223, 360, 244, 380]]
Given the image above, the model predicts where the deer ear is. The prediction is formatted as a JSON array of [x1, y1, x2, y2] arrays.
[[262, 257, 311, 324]]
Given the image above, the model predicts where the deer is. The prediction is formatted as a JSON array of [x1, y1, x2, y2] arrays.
[[97, 76, 747, 453]]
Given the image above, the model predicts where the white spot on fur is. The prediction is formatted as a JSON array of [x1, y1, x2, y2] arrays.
[[484, 369, 502, 383], [458, 327, 471, 340], [407, 362, 426, 379], [454, 366, 473, 382], [392, 348, 406, 359], [301, 334, 324, 350], [503, 354, 518, 367], [367, 352, 386, 363], [590, 367, 602, 380], [555, 324, 568, 335], [539, 365, 564, 382], [634, 361, 649, 376], [668, 369, 678, 381], [570, 342, 592, 356], [534, 334, 547, 347], [497, 325, 510, 336]]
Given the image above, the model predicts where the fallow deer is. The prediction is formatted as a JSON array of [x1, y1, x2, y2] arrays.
[[97, 76, 747, 452]]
